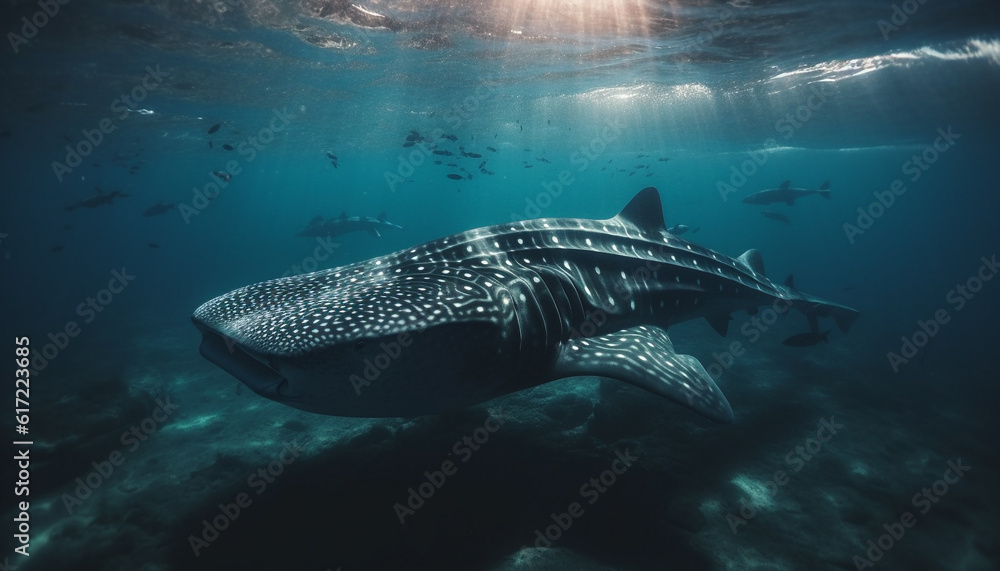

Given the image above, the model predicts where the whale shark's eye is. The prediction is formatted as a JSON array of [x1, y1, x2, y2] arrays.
[[355, 341, 365, 350]]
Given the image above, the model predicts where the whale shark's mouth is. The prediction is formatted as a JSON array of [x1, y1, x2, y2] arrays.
[[194, 323, 301, 400]]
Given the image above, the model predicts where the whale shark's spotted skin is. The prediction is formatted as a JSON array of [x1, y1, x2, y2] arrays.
[[193, 187, 859, 423]]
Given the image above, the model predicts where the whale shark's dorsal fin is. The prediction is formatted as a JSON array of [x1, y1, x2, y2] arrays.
[[779, 180, 791, 189], [613, 187, 666, 233], [737, 249, 767, 276], [378, 211, 387, 222]]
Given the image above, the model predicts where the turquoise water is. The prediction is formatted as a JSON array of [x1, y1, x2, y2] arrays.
[[1, 0, 998, 569]]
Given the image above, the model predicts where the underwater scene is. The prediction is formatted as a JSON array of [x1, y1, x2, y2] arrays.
[[1, 0, 998, 569]]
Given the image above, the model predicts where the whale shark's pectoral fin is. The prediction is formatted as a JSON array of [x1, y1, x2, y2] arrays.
[[368, 226, 381, 237], [553, 325, 734, 423]]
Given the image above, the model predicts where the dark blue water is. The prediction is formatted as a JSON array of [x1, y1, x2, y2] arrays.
[[2, 1, 998, 569]]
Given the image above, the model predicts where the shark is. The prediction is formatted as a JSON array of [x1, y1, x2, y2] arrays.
[[296, 212, 404, 238], [64, 188, 130, 211], [193, 187, 859, 423], [142, 201, 176, 216], [742, 180, 830, 206]]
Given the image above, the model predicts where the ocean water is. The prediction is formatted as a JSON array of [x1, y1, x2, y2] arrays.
[[1, 0, 999, 569]]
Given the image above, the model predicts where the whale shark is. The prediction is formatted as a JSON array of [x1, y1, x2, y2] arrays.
[[193, 187, 859, 423]]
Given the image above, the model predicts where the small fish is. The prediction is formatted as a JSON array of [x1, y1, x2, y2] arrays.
[[208, 123, 223, 134], [782, 330, 830, 347], [487, 146, 498, 153], [524, 164, 533, 169], [478, 160, 487, 170], [659, 157, 670, 162], [326, 151, 338, 161], [212, 171, 232, 182], [481, 169, 495, 175], [628, 171, 636, 176], [402, 141, 415, 147], [447, 163, 458, 167], [646, 172, 654, 177], [667, 224, 700, 236], [635, 165, 646, 169], [434, 160, 443, 165], [637, 153, 647, 158], [209, 141, 213, 148], [51, 245, 64, 253], [142, 201, 177, 216], [537, 157, 551, 164], [441, 134, 457, 142], [433, 150, 453, 156], [466, 152, 482, 158], [222, 144, 234, 151], [762, 211, 791, 225], [148, 242, 161, 248], [446, 173, 464, 180]]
